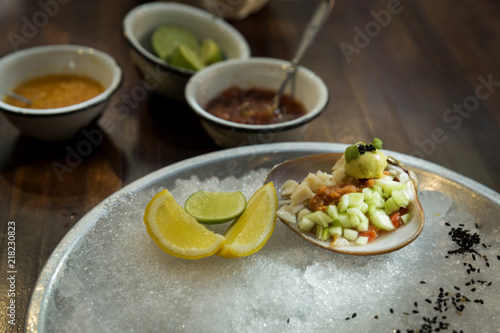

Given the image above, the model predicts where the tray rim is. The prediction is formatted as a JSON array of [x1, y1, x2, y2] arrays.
[[24, 142, 500, 332]]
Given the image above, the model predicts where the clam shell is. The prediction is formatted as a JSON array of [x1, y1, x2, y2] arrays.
[[264, 153, 425, 256]]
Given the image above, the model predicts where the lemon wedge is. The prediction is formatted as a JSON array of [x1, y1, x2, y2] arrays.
[[217, 182, 278, 258], [185, 190, 246, 224], [143, 189, 225, 260]]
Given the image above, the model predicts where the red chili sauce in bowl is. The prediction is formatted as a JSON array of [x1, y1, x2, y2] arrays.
[[204, 86, 307, 125]]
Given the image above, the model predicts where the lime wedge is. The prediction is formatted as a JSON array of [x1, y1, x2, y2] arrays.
[[200, 38, 224, 65], [169, 43, 205, 71], [185, 191, 247, 224], [151, 25, 199, 61]]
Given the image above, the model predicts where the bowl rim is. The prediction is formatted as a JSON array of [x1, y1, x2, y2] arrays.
[[122, 2, 251, 78], [0, 44, 123, 117], [185, 57, 330, 133]]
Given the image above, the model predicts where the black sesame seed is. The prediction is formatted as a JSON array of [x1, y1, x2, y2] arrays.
[[374, 315, 378, 319], [390, 308, 394, 314], [420, 281, 426, 284], [352, 313, 357, 318], [425, 299, 432, 304]]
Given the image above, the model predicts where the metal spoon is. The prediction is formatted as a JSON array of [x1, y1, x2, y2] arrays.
[[0, 87, 33, 106], [272, 0, 335, 114]]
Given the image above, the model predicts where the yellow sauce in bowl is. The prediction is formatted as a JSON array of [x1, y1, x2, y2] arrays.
[[4, 74, 105, 109]]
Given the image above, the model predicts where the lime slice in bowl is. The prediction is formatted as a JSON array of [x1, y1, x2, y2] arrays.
[[151, 25, 199, 61], [169, 43, 205, 71], [200, 38, 224, 65], [185, 190, 247, 224]]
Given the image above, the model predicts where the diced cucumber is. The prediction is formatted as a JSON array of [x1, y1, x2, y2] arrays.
[[382, 180, 404, 199], [303, 176, 411, 245], [357, 216, 369, 232], [368, 204, 379, 216], [338, 212, 351, 228], [392, 188, 410, 207], [321, 227, 330, 242], [348, 192, 364, 208], [330, 220, 343, 228], [362, 187, 373, 201], [328, 225, 343, 236], [350, 207, 368, 221], [369, 210, 395, 231], [343, 228, 358, 241], [384, 197, 400, 215], [349, 215, 361, 227], [401, 213, 412, 224], [298, 216, 315, 232], [326, 205, 339, 221], [338, 194, 349, 213], [371, 184, 383, 197], [355, 236, 369, 246], [305, 211, 333, 227], [346, 207, 361, 216], [315, 224, 323, 239], [366, 191, 384, 208], [361, 202, 369, 214]]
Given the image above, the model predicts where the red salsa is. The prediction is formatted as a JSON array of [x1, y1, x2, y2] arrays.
[[204, 86, 307, 125]]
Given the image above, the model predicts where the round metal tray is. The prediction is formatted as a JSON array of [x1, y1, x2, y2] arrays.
[[25, 143, 500, 333]]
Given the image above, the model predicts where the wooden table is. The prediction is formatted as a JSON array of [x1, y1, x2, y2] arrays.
[[0, 0, 499, 331]]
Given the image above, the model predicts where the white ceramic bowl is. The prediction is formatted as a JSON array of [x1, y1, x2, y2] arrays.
[[185, 57, 329, 148], [123, 2, 251, 100], [0, 45, 122, 141]]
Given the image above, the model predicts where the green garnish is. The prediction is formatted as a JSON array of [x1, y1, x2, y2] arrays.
[[345, 144, 360, 163], [344, 138, 383, 163], [372, 138, 383, 150]]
